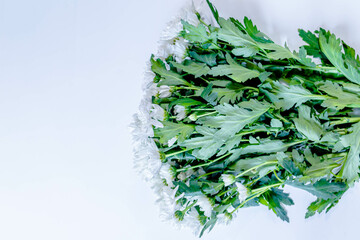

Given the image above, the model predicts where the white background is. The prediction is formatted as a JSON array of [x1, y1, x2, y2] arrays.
[[1, 0, 360, 239]]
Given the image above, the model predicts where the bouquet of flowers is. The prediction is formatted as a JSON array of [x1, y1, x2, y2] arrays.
[[131, 0, 360, 236]]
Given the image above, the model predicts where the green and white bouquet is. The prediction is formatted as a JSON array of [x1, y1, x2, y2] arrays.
[[131, 0, 360, 236]]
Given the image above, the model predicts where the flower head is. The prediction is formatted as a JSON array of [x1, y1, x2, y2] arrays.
[[220, 174, 236, 186], [158, 85, 172, 98], [174, 105, 187, 121], [193, 194, 213, 217], [235, 182, 249, 203]]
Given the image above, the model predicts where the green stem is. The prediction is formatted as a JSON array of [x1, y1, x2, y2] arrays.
[[182, 200, 198, 213], [235, 161, 278, 179], [165, 148, 188, 158], [196, 170, 222, 180], [175, 86, 200, 91], [176, 152, 232, 172], [217, 186, 236, 197], [231, 182, 282, 214], [273, 170, 284, 183], [195, 111, 217, 118], [330, 117, 360, 126], [251, 182, 283, 194]]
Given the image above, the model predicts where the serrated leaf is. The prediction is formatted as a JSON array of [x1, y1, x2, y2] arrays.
[[259, 42, 297, 60], [230, 140, 287, 160], [271, 81, 327, 110], [180, 126, 222, 160], [300, 160, 339, 182], [205, 0, 219, 24], [151, 57, 190, 86], [218, 17, 258, 48], [197, 99, 271, 141], [212, 87, 243, 104], [172, 61, 210, 78], [317, 81, 360, 109], [298, 29, 322, 58], [263, 188, 294, 222], [201, 83, 218, 105], [229, 154, 278, 175], [319, 31, 360, 85], [297, 46, 316, 67], [288, 179, 346, 200], [154, 121, 195, 144], [181, 20, 211, 43], [217, 135, 242, 156], [232, 46, 258, 57], [208, 53, 260, 83], [189, 51, 217, 67], [339, 122, 360, 183], [243, 16, 273, 43], [293, 105, 325, 142]]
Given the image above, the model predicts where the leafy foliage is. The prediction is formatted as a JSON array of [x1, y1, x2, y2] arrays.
[[208, 53, 260, 83], [139, 1, 360, 236]]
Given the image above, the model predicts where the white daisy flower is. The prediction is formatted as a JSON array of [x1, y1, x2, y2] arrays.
[[217, 212, 232, 225], [160, 162, 176, 187], [157, 184, 182, 222], [220, 174, 236, 186], [158, 85, 172, 98], [193, 194, 213, 217], [150, 104, 165, 128], [173, 38, 189, 63], [235, 182, 249, 203], [181, 208, 202, 236], [174, 105, 186, 121]]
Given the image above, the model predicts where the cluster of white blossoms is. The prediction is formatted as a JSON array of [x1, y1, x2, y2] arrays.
[[130, 0, 217, 235]]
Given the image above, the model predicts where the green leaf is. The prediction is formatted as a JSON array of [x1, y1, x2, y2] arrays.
[[208, 53, 260, 83], [339, 122, 360, 183], [154, 121, 195, 144], [181, 20, 211, 43], [297, 46, 316, 67], [259, 42, 297, 60], [218, 17, 258, 48], [205, 0, 219, 24], [229, 154, 278, 177], [277, 152, 301, 176], [300, 160, 339, 182], [230, 140, 287, 160], [180, 126, 222, 160], [217, 135, 242, 156], [198, 99, 271, 141], [288, 179, 347, 200], [298, 29, 322, 58], [200, 83, 218, 105], [317, 81, 360, 109], [263, 188, 294, 222], [270, 119, 283, 128], [189, 51, 217, 67], [319, 31, 360, 85], [211, 87, 243, 104], [271, 81, 327, 110], [243, 16, 272, 43], [232, 46, 258, 57], [305, 191, 346, 219], [168, 98, 203, 110], [171, 61, 210, 78], [151, 57, 190, 86], [293, 105, 325, 142]]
